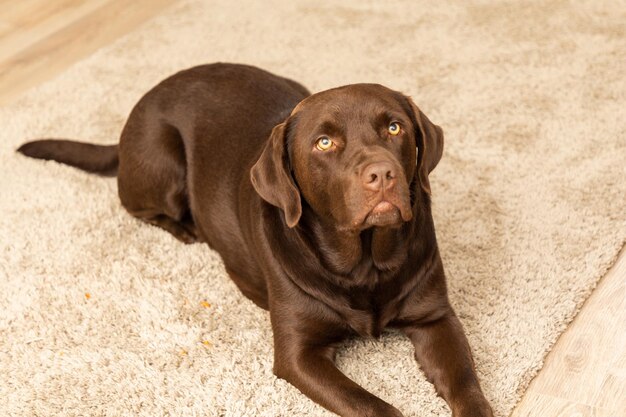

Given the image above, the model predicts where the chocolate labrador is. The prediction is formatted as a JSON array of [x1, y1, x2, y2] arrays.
[[18, 63, 492, 417]]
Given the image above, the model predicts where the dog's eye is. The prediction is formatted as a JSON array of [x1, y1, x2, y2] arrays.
[[315, 136, 334, 151], [388, 122, 401, 136]]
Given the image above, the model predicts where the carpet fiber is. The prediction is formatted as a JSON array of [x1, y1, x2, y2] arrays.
[[1, 1, 625, 416]]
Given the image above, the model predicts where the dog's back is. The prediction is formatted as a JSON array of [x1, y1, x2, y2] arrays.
[[18, 63, 310, 297], [116, 63, 309, 248]]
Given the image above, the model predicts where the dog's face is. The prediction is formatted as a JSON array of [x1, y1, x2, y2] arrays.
[[289, 85, 417, 230], [251, 84, 444, 231]]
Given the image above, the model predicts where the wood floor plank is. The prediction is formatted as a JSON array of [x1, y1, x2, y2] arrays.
[[593, 372, 626, 415], [513, 248, 626, 415], [512, 392, 594, 417], [0, 0, 111, 62], [0, 0, 78, 38], [0, 0, 179, 105], [529, 275, 624, 404]]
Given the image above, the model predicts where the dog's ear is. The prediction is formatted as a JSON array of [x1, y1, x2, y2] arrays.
[[406, 98, 444, 195], [250, 121, 302, 228]]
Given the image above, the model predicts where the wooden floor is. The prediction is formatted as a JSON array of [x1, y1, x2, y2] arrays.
[[511, 248, 626, 417], [1, 1, 624, 416], [0, 0, 177, 105]]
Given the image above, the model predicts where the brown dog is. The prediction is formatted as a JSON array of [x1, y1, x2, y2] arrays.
[[18, 63, 493, 417]]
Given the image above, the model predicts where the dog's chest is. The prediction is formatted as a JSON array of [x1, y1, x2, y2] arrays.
[[342, 271, 399, 338], [345, 309, 384, 338]]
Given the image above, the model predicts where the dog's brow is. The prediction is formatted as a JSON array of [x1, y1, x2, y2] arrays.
[[328, 104, 342, 114], [317, 120, 344, 138]]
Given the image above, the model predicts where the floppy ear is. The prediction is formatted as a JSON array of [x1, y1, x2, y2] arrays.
[[250, 122, 302, 228], [407, 98, 444, 195]]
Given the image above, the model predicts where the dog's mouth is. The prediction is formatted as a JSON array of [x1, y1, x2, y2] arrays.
[[343, 179, 413, 231], [364, 201, 402, 227], [355, 195, 413, 229]]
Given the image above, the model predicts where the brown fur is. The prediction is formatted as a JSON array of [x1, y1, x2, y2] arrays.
[[18, 63, 492, 417]]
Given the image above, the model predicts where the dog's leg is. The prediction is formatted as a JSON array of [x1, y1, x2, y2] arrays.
[[142, 213, 198, 244], [402, 313, 493, 417], [117, 107, 199, 244], [271, 312, 403, 417]]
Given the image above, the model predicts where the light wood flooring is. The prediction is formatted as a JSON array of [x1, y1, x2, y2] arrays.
[[511, 248, 625, 417], [1, 1, 624, 415]]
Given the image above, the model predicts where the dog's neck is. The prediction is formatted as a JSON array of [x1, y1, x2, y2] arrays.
[[299, 198, 431, 276]]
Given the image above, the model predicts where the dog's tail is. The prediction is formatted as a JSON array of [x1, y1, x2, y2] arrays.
[[17, 139, 119, 176]]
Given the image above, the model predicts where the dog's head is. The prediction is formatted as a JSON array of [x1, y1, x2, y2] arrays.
[[251, 84, 443, 230]]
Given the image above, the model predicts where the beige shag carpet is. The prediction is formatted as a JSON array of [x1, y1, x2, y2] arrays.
[[1, 1, 625, 416]]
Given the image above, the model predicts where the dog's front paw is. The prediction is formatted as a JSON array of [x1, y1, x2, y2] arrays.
[[361, 402, 404, 417], [452, 397, 493, 417]]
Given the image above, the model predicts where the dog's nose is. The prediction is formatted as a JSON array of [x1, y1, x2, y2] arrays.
[[362, 161, 396, 192]]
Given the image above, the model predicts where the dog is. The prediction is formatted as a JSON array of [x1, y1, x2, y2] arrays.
[[18, 63, 493, 417]]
